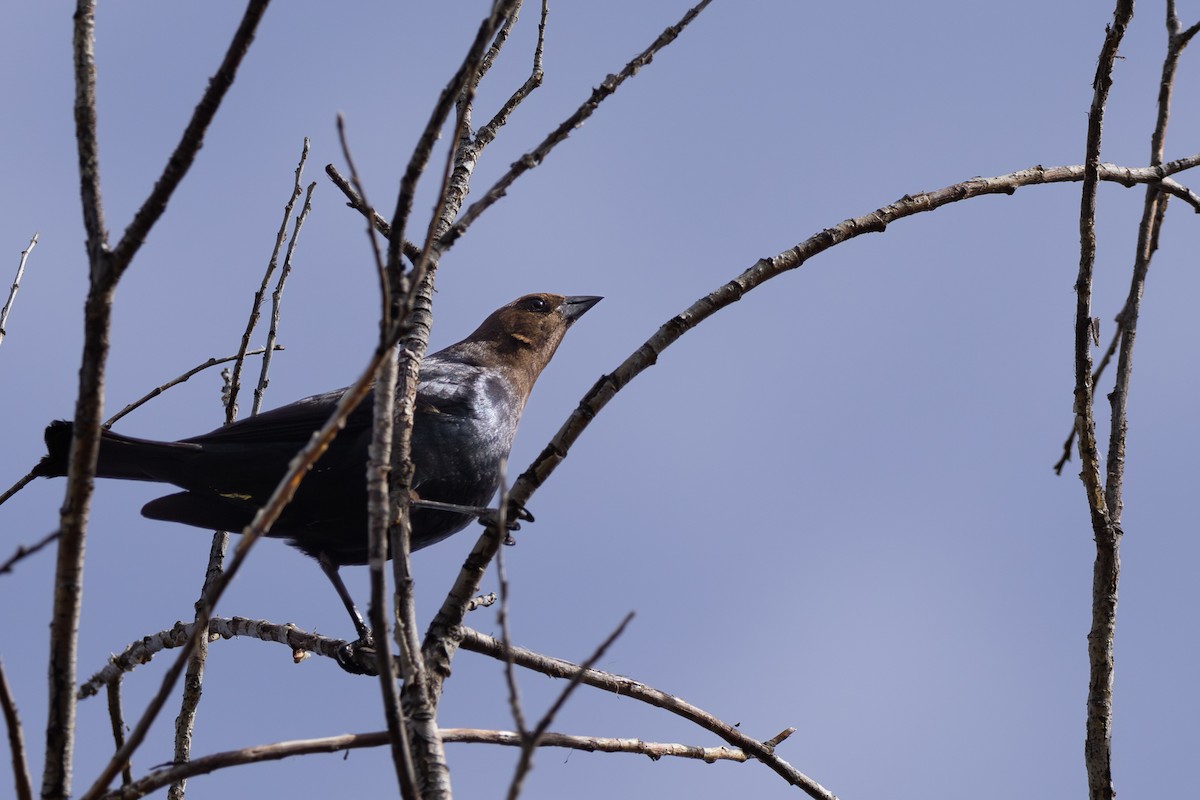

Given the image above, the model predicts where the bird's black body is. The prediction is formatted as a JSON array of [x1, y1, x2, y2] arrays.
[[36, 294, 600, 568]]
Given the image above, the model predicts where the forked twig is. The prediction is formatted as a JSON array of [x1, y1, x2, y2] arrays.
[[441, 0, 714, 250]]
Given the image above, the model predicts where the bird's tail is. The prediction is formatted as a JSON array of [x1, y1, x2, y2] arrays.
[[34, 420, 199, 482]]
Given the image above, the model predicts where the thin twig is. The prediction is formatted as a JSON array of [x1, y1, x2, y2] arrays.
[[254, 180, 314, 415], [441, 0, 713, 250], [0, 529, 59, 577], [493, 464, 527, 736], [227, 137, 308, 422], [103, 346, 280, 428], [0, 658, 34, 800], [0, 232, 38, 350], [0, 471, 38, 513], [474, 0, 523, 85], [321, 164, 423, 264], [506, 613, 634, 800], [335, 117, 390, 332], [105, 681, 133, 788], [475, 0, 548, 149]]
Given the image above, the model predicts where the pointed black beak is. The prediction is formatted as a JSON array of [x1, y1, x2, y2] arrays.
[[562, 295, 602, 324]]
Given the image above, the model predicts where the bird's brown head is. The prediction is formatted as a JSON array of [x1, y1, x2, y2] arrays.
[[455, 293, 601, 399]]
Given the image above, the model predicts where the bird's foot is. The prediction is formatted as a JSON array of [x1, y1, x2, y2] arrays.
[[477, 502, 533, 546], [335, 635, 379, 676]]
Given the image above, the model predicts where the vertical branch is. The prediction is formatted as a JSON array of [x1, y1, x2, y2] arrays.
[[52, 3, 273, 797], [0, 232, 39, 351], [366, 4, 521, 800], [166, 530, 227, 800], [43, 5, 110, 796], [1074, 5, 1133, 800], [336, 117, 418, 800]]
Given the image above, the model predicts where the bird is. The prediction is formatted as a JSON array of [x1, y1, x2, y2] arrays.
[[35, 293, 600, 648]]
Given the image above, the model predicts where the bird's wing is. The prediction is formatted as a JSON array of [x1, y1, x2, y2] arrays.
[[180, 387, 369, 446], [414, 358, 485, 419]]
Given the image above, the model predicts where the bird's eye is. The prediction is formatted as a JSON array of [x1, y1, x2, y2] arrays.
[[522, 296, 551, 313]]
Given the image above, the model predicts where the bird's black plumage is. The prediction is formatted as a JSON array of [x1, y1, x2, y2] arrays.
[[35, 293, 601, 566]]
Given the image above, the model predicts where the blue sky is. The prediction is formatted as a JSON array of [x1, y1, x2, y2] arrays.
[[2, 2, 1199, 798]]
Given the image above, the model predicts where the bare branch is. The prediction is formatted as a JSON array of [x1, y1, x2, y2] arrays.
[[253, 179, 315, 415], [103, 346, 281, 429], [0, 471, 38, 515], [167, 531, 227, 800], [0, 658, 33, 800], [1074, 6, 1133, 800], [442, 0, 713, 250], [1054, 327, 1121, 474], [493, 465, 527, 739], [101, 727, 764, 800], [335, 116, 390, 332], [0, 232, 38, 350], [322, 164, 423, 264], [474, 0, 548, 149], [227, 137, 308, 422], [78, 617, 345, 699]]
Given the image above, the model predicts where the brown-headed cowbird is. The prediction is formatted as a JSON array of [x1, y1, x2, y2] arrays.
[[36, 293, 599, 635]]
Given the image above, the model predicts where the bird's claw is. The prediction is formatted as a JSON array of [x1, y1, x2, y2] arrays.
[[477, 501, 532, 546], [335, 635, 379, 676]]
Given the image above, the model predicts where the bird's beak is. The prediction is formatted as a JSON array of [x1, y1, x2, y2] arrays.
[[561, 295, 602, 324]]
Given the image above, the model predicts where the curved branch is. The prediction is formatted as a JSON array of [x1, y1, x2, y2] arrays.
[[101, 727, 767, 800], [510, 156, 1200, 517]]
